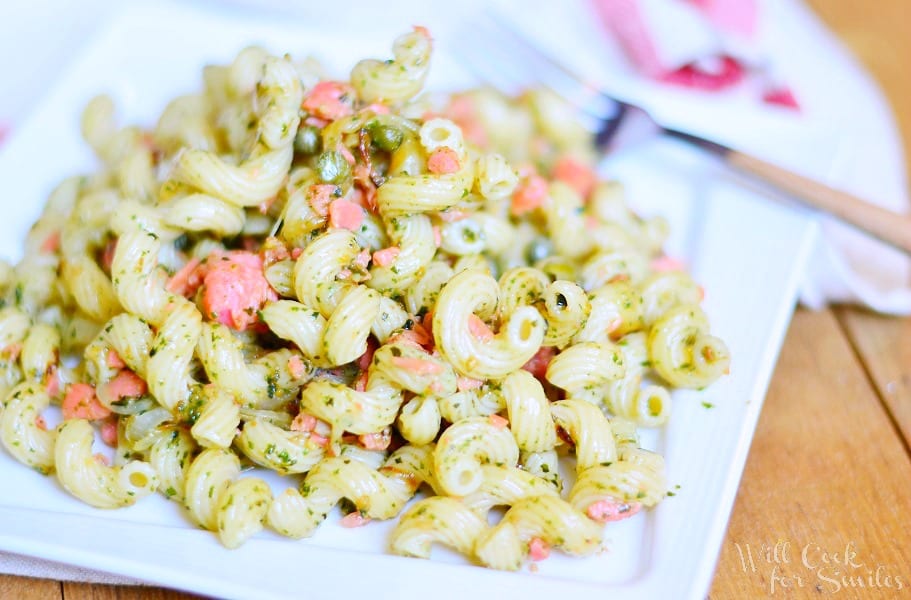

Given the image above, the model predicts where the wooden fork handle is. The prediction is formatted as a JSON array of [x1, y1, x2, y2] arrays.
[[727, 150, 911, 255]]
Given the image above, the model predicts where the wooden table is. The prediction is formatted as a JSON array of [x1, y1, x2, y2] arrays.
[[3, 2, 911, 599]]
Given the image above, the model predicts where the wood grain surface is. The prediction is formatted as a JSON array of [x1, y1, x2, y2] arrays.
[[2, 1, 910, 598]]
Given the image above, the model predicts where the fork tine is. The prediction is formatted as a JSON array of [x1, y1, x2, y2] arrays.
[[448, 25, 532, 97], [451, 17, 603, 132], [480, 13, 623, 121]]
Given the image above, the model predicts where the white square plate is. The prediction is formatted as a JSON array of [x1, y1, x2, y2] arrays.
[[0, 2, 818, 598]]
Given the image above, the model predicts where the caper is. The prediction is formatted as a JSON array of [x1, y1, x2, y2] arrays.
[[316, 150, 351, 184], [294, 126, 322, 155], [368, 122, 404, 152]]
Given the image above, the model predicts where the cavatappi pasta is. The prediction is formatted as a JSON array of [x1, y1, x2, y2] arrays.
[[0, 27, 730, 570]]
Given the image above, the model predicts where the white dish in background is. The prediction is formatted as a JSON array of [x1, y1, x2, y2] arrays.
[[0, 2, 818, 598]]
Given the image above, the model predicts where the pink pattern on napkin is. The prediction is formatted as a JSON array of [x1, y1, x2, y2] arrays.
[[591, 0, 799, 108], [592, 0, 757, 90], [591, 0, 665, 77], [762, 86, 801, 110], [660, 56, 744, 90], [683, 0, 757, 36]]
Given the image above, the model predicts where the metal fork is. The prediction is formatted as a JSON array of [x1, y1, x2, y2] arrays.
[[452, 14, 911, 256]]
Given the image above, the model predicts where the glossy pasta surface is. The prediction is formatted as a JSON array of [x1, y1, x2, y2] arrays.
[[0, 28, 730, 569]]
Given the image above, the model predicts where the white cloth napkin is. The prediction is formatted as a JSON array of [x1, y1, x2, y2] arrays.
[[0, 551, 142, 585], [0, 0, 907, 587]]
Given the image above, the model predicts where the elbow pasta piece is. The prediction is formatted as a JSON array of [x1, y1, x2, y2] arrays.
[[147, 301, 201, 411], [439, 218, 486, 256], [0, 357, 22, 398], [474, 495, 605, 570], [99, 314, 154, 378], [475, 153, 519, 201], [648, 305, 731, 389], [404, 261, 453, 315], [603, 335, 672, 427], [154, 94, 217, 153], [263, 260, 295, 298], [451, 253, 491, 275], [322, 284, 381, 365], [419, 118, 464, 154], [615, 332, 650, 376], [474, 212, 516, 255], [543, 181, 591, 260], [277, 169, 326, 247], [433, 269, 545, 380], [257, 56, 305, 151], [184, 448, 241, 531], [227, 46, 269, 96], [217, 477, 273, 549], [300, 380, 402, 446], [545, 341, 625, 404], [540, 280, 590, 347], [266, 451, 423, 538], [381, 443, 440, 492], [12, 254, 61, 316], [376, 166, 475, 218], [573, 282, 645, 344], [550, 399, 617, 472], [115, 144, 156, 203], [0, 307, 32, 350], [170, 145, 294, 207], [501, 370, 556, 453], [609, 415, 640, 448], [110, 215, 176, 327], [148, 428, 196, 502], [396, 396, 441, 446], [60, 255, 120, 323], [568, 448, 667, 514], [20, 324, 59, 382], [55, 419, 159, 508], [337, 441, 388, 469], [437, 386, 505, 424], [604, 376, 672, 428], [461, 465, 560, 514], [498, 267, 550, 316], [371, 296, 409, 344], [81, 94, 118, 159], [197, 323, 307, 410], [190, 385, 241, 449], [588, 181, 669, 255], [433, 416, 520, 496], [237, 418, 325, 475], [579, 248, 650, 291], [367, 215, 436, 293], [520, 449, 562, 491], [371, 341, 456, 397], [159, 193, 246, 238], [260, 300, 330, 366], [292, 229, 361, 315], [171, 57, 301, 207], [350, 28, 431, 104], [1, 383, 56, 474], [389, 496, 487, 560], [639, 271, 703, 326]]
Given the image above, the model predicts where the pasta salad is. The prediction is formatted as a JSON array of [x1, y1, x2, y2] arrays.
[[0, 27, 730, 570]]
